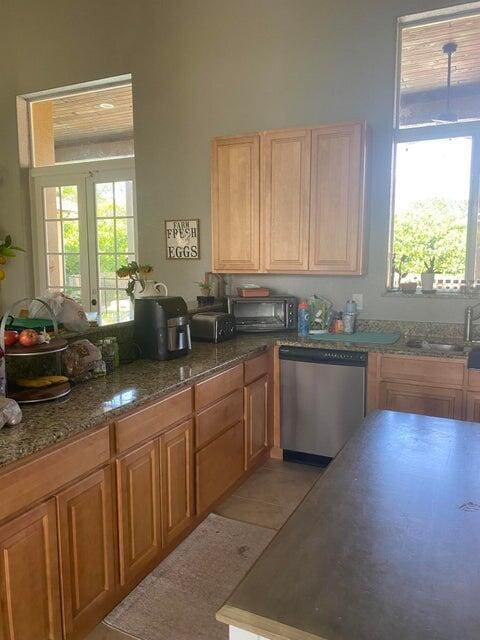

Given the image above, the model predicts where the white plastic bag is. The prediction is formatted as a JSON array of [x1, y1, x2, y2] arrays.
[[0, 397, 22, 427], [30, 292, 89, 332]]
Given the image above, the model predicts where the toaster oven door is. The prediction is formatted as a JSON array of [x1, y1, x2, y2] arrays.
[[232, 299, 287, 331]]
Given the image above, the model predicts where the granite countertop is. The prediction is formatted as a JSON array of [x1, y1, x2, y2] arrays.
[[0, 329, 469, 470], [0, 334, 275, 469], [217, 410, 480, 640]]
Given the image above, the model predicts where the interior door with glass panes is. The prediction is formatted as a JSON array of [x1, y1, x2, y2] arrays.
[[32, 175, 91, 310], [87, 168, 137, 323]]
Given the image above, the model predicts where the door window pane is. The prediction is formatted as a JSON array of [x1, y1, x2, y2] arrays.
[[95, 180, 136, 323], [97, 219, 115, 252], [98, 254, 117, 289], [392, 137, 471, 290], [43, 185, 83, 297], [95, 183, 115, 217], [62, 220, 80, 252]]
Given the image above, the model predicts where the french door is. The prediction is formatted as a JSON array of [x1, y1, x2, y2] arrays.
[[31, 159, 137, 323]]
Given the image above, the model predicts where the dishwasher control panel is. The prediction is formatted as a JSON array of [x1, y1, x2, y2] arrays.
[[279, 346, 367, 366]]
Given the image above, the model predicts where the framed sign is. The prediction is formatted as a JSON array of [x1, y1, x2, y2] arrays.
[[165, 219, 200, 259]]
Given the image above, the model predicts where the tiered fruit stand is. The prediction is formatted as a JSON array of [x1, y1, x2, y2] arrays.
[[0, 298, 71, 403]]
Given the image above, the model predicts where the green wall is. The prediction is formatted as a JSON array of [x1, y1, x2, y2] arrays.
[[0, 0, 470, 321]]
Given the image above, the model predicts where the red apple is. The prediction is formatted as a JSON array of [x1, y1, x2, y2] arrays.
[[18, 329, 39, 347], [3, 330, 19, 346]]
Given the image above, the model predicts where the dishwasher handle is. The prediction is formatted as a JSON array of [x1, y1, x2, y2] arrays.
[[279, 345, 367, 366]]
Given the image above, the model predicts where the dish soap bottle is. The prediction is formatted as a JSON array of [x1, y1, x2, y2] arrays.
[[297, 300, 310, 337]]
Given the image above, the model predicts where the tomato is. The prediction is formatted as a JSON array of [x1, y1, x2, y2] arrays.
[[3, 330, 19, 346], [18, 329, 39, 347]]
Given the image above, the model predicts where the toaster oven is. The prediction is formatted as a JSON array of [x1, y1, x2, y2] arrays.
[[226, 296, 297, 332]]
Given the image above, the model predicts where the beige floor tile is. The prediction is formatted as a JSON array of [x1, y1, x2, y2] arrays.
[[215, 493, 294, 530], [233, 467, 316, 508], [262, 458, 324, 483], [85, 622, 139, 640]]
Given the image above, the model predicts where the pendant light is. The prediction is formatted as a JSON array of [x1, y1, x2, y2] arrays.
[[432, 41, 458, 123]]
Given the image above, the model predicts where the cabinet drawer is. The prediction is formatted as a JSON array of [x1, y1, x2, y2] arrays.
[[379, 355, 464, 387], [196, 421, 244, 514], [0, 426, 110, 523], [115, 387, 193, 453], [196, 389, 243, 450], [195, 364, 243, 411], [244, 351, 270, 385]]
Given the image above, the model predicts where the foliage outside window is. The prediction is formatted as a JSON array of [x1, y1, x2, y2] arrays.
[[390, 7, 480, 293]]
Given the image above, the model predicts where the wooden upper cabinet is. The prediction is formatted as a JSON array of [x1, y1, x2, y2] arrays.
[[211, 134, 260, 272], [0, 499, 62, 640], [309, 122, 367, 274], [57, 467, 116, 640], [160, 420, 195, 546], [262, 129, 311, 271], [211, 122, 367, 275]]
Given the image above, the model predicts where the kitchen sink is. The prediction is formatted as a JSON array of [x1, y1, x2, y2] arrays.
[[405, 338, 465, 353]]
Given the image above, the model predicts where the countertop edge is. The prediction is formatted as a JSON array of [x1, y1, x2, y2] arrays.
[[0, 341, 271, 470], [216, 605, 325, 640]]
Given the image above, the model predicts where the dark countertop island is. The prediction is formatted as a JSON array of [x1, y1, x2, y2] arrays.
[[217, 410, 480, 640]]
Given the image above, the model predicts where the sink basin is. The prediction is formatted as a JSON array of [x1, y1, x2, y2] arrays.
[[406, 338, 465, 353]]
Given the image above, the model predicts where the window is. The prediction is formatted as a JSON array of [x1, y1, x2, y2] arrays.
[[25, 78, 137, 323], [390, 5, 480, 292]]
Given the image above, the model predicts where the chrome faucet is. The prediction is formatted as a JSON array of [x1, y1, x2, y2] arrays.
[[464, 301, 480, 342]]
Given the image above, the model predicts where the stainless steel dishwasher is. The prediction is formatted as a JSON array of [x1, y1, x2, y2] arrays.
[[280, 346, 367, 463]]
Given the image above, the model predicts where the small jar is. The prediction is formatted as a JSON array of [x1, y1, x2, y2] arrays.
[[104, 337, 120, 368], [343, 312, 357, 335]]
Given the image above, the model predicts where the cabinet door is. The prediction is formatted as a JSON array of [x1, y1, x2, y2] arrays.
[[211, 134, 260, 272], [466, 392, 480, 422], [116, 440, 161, 586], [160, 420, 195, 546], [309, 122, 367, 274], [245, 375, 269, 469], [196, 421, 244, 514], [379, 381, 463, 419], [57, 467, 116, 639], [262, 129, 311, 271], [0, 500, 62, 640]]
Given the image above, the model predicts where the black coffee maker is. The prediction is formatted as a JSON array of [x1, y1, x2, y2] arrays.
[[134, 297, 192, 360]]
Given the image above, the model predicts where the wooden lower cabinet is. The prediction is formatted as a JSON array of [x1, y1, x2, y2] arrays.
[[379, 381, 463, 420], [244, 375, 269, 469], [116, 440, 161, 587], [0, 499, 62, 640], [466, 391, 480, 422], [57, 467, 116, 640], [160, 420, 195, 546], [196, 421, 244, 514]]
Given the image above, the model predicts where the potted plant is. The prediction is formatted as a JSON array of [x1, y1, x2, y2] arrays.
[[116, 261, 154, 302], [394, 254, 417, 294], [196, 280, 214, 306], [421, 256, 436, 292], [0, 235, 25, 282]]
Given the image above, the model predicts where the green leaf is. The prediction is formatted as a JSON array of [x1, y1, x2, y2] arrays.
[[0, 248, 17, 257], [4, 235, 11, 247]]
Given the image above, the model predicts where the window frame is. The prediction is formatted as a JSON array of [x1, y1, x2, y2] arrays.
[[30, 157, 137, 320], [388, 7, 480, 291]]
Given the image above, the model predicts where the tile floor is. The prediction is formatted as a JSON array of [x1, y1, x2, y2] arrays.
[[86, 458, 323, 640]]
